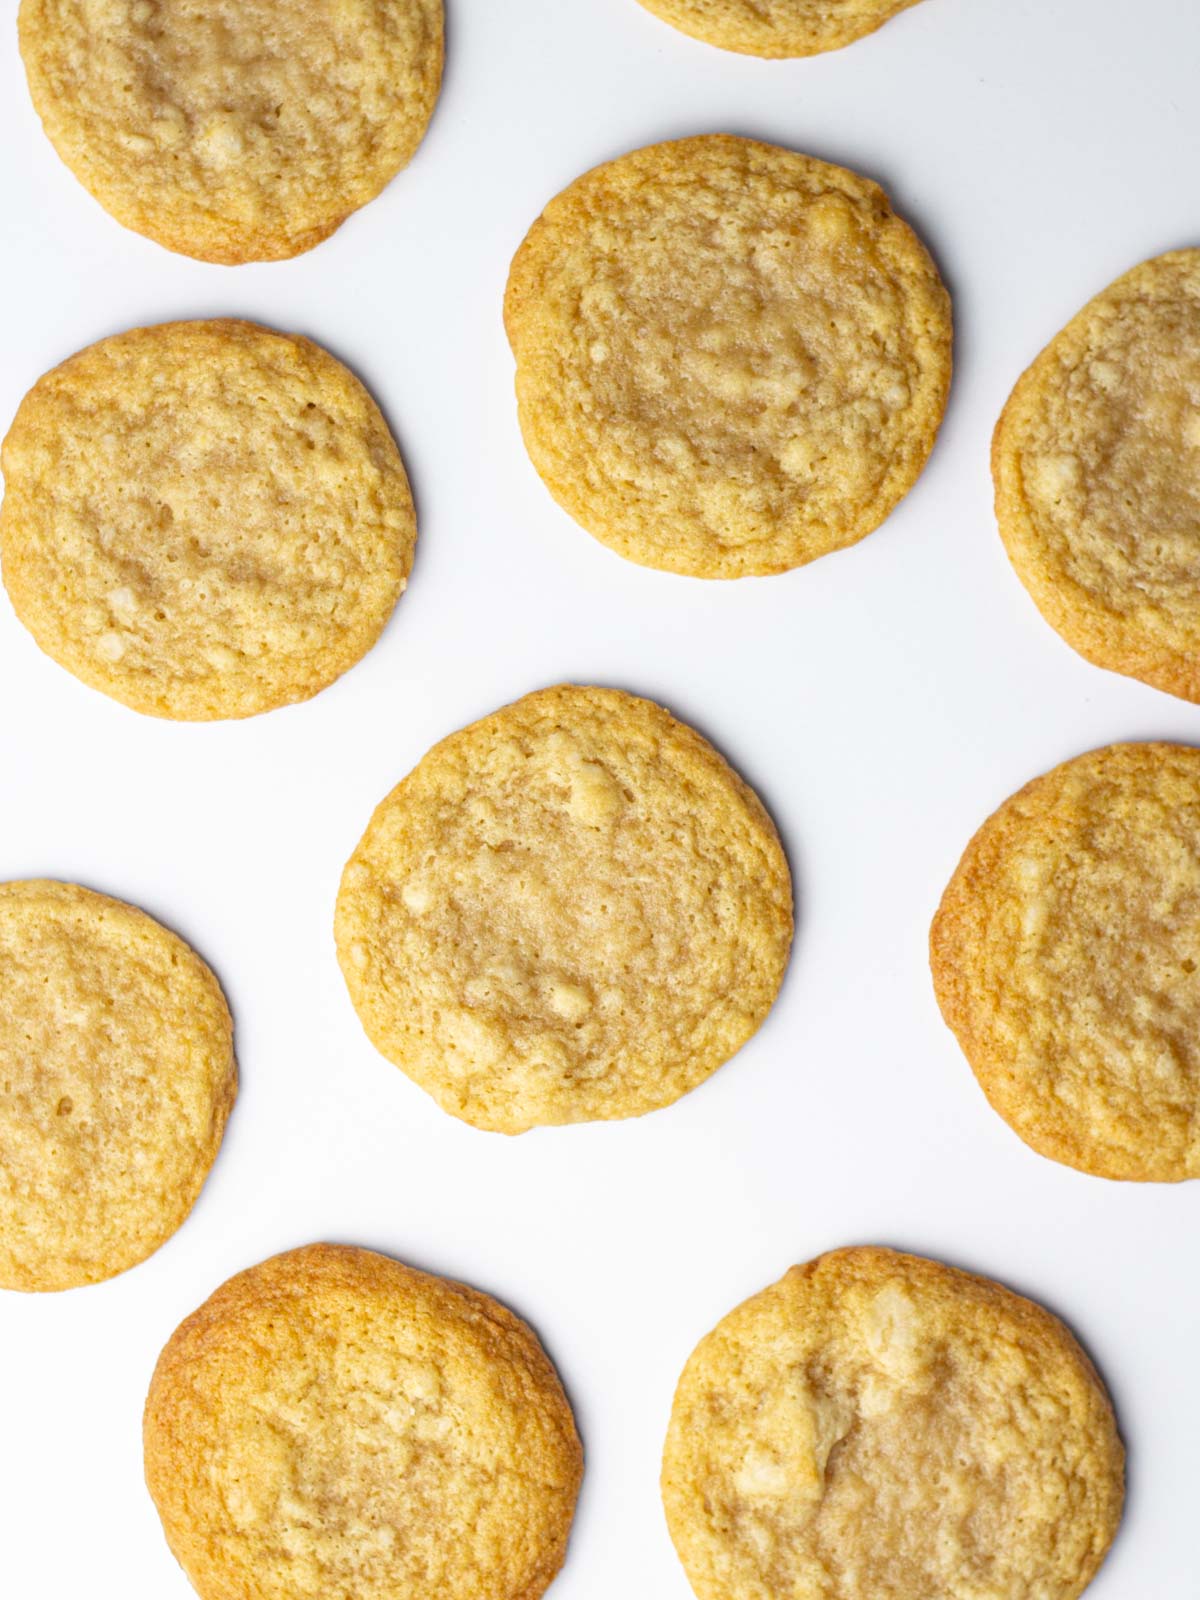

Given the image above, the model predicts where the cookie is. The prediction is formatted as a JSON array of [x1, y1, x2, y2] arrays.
[[144, 1243, 582, 1600], [335, 684, 793, 1132], [18, 0, 443, 264], [662, 1246, 1124, 1600], [632, 0, 924, 57], [0, 319, 415, 720], [504, 135, 951, 578], [932, 742, 1200, 1181], [993, 250, 1200, 701], [0, 880, 235, 1292]]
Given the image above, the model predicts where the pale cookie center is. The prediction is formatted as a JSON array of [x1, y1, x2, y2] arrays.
[[1001, 823, 1200, 1163], [1024, 299, 1200, 620], [580, 193, 915, 535]]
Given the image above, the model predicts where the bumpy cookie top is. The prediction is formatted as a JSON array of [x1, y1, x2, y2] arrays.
[[662, 1247, 1124, 1600], [993, 250, 1200, 702], [335, 685, 793, 1132], [0, 880, 235, 1292], [18, 0, 443, 262], [932, 742, 1200, 1181], [0, 320, 415, 720], [504, 136, 951, 578], [144, 1244, 583, 1600], [632, 0, 924, 57]]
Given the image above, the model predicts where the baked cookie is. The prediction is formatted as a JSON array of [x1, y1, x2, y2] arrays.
[[0, 320, 415, 720], [932, 742, 1200, 1181], [504, 135, 951, 578], [18, 0, 443, 263], [993, 250, 1200, 701], [0, 880, 235, 1292], [662, 1246, 1123, 1600], [335, 684, 792, 1132], [144, 1243, 582, 1600], [632, 0, 925, 57]]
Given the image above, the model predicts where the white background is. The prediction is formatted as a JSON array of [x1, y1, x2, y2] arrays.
[[1, 0, 1197, 1593]]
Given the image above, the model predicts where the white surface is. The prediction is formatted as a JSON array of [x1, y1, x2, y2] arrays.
[[0, 0, 1197, 1593]]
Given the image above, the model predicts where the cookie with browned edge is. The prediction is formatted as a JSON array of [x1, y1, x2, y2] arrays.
[[932, 742, 1200, 1180], [505, 136, 950, 578], [336, 684, 793, 1131], [19, 0, 443, 262], [1, 320, 414, 719], [663, 1246, 1123, 1600], [633, 0, 925, 58], [0, 879, 235, 1291], [144, 1244, 582, 1600], [993, 250, 1200, 701]]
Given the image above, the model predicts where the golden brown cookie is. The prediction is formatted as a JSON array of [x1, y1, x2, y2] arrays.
[[18, 0, 443, 264], [993, 250, 1200, 701], [0, 880, 235, 1292], [0, 320, 415, 720], [504, 135, 951, 578], [335, 684, 793, 1132], [144, 1243, 583, 1600], [931, 742, 1200, 1181], [632, 0, 925, 57], [662, 1246, 1124, 1600]]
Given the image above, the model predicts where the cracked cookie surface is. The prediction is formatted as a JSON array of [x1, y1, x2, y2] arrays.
[[0, 320, 414, 720], [993, 250, 1200, 701], [0, 879, 235, 1292], [143, 1244, 583, 1600], [932, 742, 1200, 1181], [335, 685, 793, 1132], [662, 1247, 1123, 1600], [632, 0, 925, 57], [504, 136, 951, 578], [18, 0, 443, 262]]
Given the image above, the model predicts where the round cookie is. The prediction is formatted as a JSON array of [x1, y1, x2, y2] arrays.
[[504, 135, 951, 579], [662, 1246, 1124, 1600], [0, 320, 415, 720], [932, 742, 1200, 1181], [144, 1243, 583, 1600], [993, 250, 1200, 702], [18, 0, 443, 264], [335, 684, 793, 1132], [0, 880, 235, 1292], [632, 0, 925, 57]]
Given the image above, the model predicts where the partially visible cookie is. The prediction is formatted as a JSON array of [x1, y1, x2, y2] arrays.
[[0, 880, 235, 1292], [504, 135, 951, 578], [632, 0, 924, 57], [662, 1246, 1124, 1600], [993, 250, 1200, 701], [144, 1243, 583, 1600], [0, 320, 415, 720], [335, 684, 793, 1132], [18, 0, 443, 263], [931, 742, 1200, 1181]]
